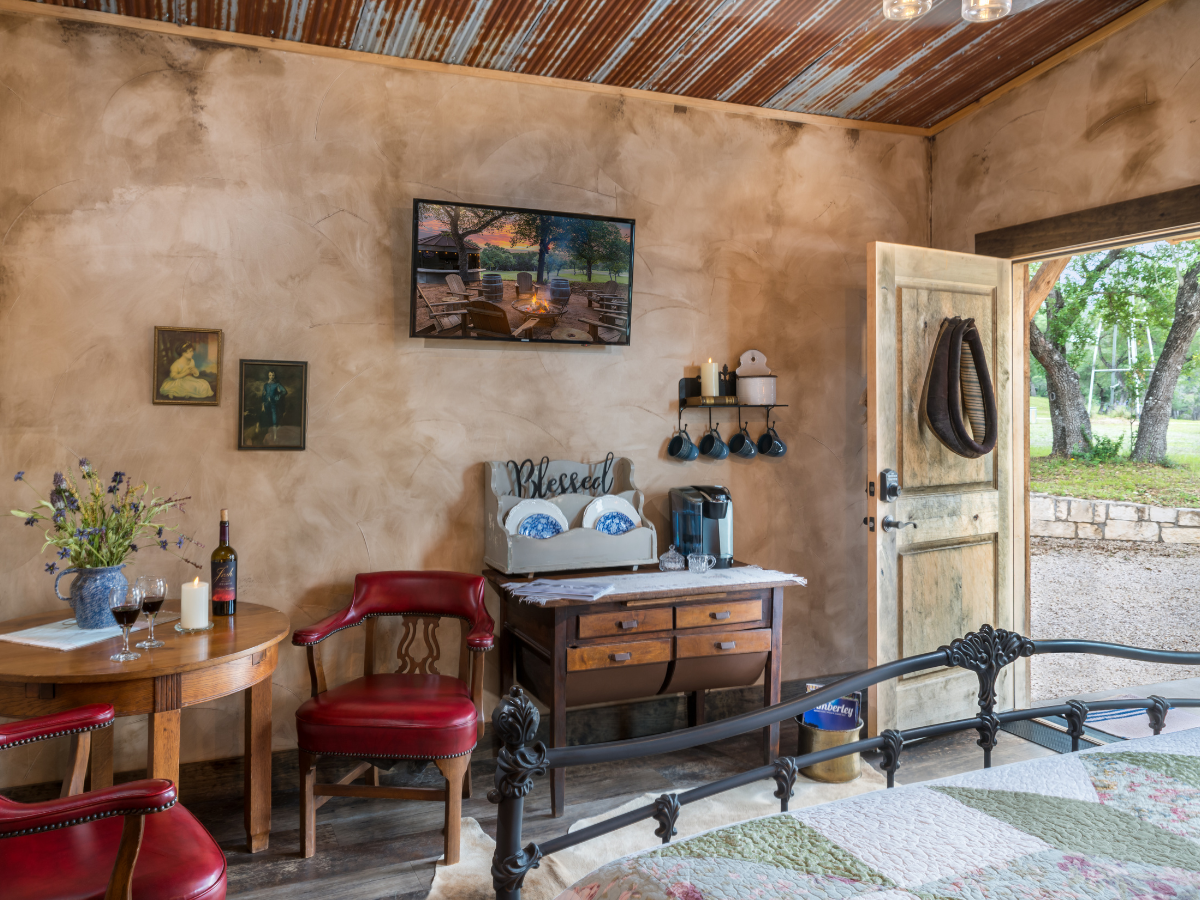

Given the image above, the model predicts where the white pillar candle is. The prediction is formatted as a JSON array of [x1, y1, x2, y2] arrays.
[[700, 359, 720, 397], [181, 577, 210, 630]]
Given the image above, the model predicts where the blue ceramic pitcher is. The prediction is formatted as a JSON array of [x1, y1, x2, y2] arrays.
[[54, 565, 126, 629]]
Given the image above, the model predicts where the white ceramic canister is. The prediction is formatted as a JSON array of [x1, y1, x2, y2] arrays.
[[736, 375, 777, 405]]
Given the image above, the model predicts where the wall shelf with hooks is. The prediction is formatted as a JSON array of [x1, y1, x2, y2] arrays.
[[676, 376, 786, 432]]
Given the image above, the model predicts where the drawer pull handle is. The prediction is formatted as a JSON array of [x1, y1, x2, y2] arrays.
[[710, 611, 731, 620], [619, 620, 639, 629], [716, 641, 736, 651], [610, 652, 632, 662]]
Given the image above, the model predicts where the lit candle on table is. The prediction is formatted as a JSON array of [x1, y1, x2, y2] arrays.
[[181, 576, 209, 630], [701, 358, 720, 397]]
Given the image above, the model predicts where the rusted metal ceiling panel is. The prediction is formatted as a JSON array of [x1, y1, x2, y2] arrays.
[[765, 0, 1146, 127], [37, 0, 1157, 129]]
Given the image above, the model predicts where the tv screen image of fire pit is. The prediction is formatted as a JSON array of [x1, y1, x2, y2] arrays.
[[410, 199, 634, 345]]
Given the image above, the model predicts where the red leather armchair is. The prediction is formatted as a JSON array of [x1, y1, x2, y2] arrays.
[[292, 571, 493, 864], [0, 704, 226, 900]]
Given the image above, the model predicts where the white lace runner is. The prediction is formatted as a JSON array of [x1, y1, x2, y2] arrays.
[[505, 566, 805, 605], [0, 613, 180, 651]]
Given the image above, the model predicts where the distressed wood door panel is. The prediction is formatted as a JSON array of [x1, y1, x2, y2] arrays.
[[899, 287, 995, 492], [899, 538, 996, 662], [868, 242, 1021, 733]]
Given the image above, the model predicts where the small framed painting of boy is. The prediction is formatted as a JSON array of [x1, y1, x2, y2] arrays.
[[238, 359, 307, 450]]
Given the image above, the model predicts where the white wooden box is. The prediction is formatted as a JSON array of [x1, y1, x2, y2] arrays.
[[483, 457, 658, 575]]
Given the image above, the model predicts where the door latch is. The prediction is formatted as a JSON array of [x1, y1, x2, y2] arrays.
[[881, 515, 917, 532], [862, 516, 875, 532], [880, 469, 901, 502]]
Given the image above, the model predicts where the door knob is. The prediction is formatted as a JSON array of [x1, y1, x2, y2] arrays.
[[881, 515, 917, 532]]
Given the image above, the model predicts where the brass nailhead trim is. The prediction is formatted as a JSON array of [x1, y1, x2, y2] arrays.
[[0, 799, 177, 839], [0, 718, 114, 750]]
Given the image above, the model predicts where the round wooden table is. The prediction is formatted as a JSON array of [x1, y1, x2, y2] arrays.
[[550, 326, 590, 342], [0, 601, 289, 852]]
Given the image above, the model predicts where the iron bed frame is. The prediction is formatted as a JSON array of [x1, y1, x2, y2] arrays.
[[487, 625, 1200, 900]]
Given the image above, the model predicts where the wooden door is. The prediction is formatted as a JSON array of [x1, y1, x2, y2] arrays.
[[866, 243, 1025, 734]]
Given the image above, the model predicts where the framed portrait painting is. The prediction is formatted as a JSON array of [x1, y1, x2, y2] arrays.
[[153, 327, 223, 405], [238, 359, 308, 450]]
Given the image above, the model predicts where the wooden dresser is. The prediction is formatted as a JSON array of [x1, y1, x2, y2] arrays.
[[484, 564, 793, 816]]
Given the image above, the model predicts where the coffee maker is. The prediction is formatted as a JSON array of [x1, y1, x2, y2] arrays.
[[668, 486, 733, 568]]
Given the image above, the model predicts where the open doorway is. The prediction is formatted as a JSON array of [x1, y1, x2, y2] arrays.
[[1025, 237, 1200, 707]]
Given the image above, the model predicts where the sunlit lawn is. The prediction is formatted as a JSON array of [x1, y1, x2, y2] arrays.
[[1028, 395, 1200, 506]]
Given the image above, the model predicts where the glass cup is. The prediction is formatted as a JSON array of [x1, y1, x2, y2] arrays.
[[687, 553, 717, 573], [109, 585, 141, 662], [135, 576, 167, 650]]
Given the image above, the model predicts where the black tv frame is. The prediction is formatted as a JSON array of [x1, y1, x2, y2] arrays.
[[409, 198, 635, 345]]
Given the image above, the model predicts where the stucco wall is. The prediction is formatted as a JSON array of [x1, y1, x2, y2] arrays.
[[0, 13, 930, 787], [932, 0, 1200, 253]]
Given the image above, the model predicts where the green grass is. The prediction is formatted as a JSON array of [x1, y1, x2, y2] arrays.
[[1030, 457, 1200, 508], [1027, 395, 1200, 506]]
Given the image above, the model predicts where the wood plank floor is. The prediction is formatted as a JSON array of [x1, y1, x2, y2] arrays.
[[189, 720, 1055, 900]]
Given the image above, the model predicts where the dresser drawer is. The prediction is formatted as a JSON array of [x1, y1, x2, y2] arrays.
[[676, 628, 772, 659], [578, 607, 672, 639], [567, 638, 672, 672], [675, 599, 762, 630]]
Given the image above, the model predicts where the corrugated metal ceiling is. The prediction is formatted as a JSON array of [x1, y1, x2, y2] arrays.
[[53, 0, 1148, 128]]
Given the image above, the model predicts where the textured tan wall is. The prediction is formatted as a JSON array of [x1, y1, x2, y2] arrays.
[[0, 12, 930, 788], [932, 0, 1200, 253]]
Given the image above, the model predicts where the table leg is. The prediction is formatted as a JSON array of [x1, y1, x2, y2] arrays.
[[90, 723, 114, 790], [244, 677, 272, 853], [762, 587, 783, 764], [550, 617, 567, 818], [498, 600, 513, 698], [147, 708, 181, 784], [687, 690, 706, 728]]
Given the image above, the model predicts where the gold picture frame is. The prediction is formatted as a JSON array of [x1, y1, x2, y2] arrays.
[[153, 326, 223, 406]]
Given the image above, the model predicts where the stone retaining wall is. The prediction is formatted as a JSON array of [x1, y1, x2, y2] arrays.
[[1031, 493, 1200, 543]]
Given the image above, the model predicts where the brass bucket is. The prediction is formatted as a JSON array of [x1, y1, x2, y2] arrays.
[[798, 721, 863, 783]]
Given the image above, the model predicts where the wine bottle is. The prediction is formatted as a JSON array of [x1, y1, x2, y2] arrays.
[[211, 508, 237, 616]]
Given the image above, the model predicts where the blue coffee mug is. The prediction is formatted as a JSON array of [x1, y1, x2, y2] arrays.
[[699, 424, 729, 460], [668, 426, 699, 461], [729, 425, 757, 459]]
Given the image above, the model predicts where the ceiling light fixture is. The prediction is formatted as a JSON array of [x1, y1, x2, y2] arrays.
[[882, 0, 932, 19], [962, 0, 1012, 22]]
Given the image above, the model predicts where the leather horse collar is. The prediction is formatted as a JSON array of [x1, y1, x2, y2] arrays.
[[920, 316, 997, 459]]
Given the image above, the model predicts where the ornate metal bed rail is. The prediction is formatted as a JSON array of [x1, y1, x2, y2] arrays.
[[488, 626, 1200, 899]]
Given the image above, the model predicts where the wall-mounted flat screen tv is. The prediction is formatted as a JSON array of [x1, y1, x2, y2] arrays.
[[410, 199, 634, 345]]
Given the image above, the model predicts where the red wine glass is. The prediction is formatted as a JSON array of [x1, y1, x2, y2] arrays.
[[109, 585, 141, 662], [135, 576, 167, 650]]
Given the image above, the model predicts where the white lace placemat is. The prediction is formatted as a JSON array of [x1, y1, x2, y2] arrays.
[[505, 566, 805, 604], [0, 613, 180, 651]]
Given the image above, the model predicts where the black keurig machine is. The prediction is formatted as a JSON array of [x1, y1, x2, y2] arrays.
[[668, 486, 733, 568]]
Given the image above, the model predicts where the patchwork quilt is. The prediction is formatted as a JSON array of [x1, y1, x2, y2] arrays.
[[556, 729, 1200, 900]]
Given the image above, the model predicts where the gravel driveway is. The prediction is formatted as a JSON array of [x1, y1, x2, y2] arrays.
[[1031, 537, 1200, 701]]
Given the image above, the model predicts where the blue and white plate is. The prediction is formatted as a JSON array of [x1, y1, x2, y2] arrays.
[[504, 498, 570, 537], [594, 511, 636, 535], [518, 514, 564, 539], [582, 495, 641, 533]]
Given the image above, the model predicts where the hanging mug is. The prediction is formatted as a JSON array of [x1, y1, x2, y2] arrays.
[[757, 423, 787, 458], [698, 423, 728, 460], [728, 424, 757, 459], [668, 425, 699, 461]]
